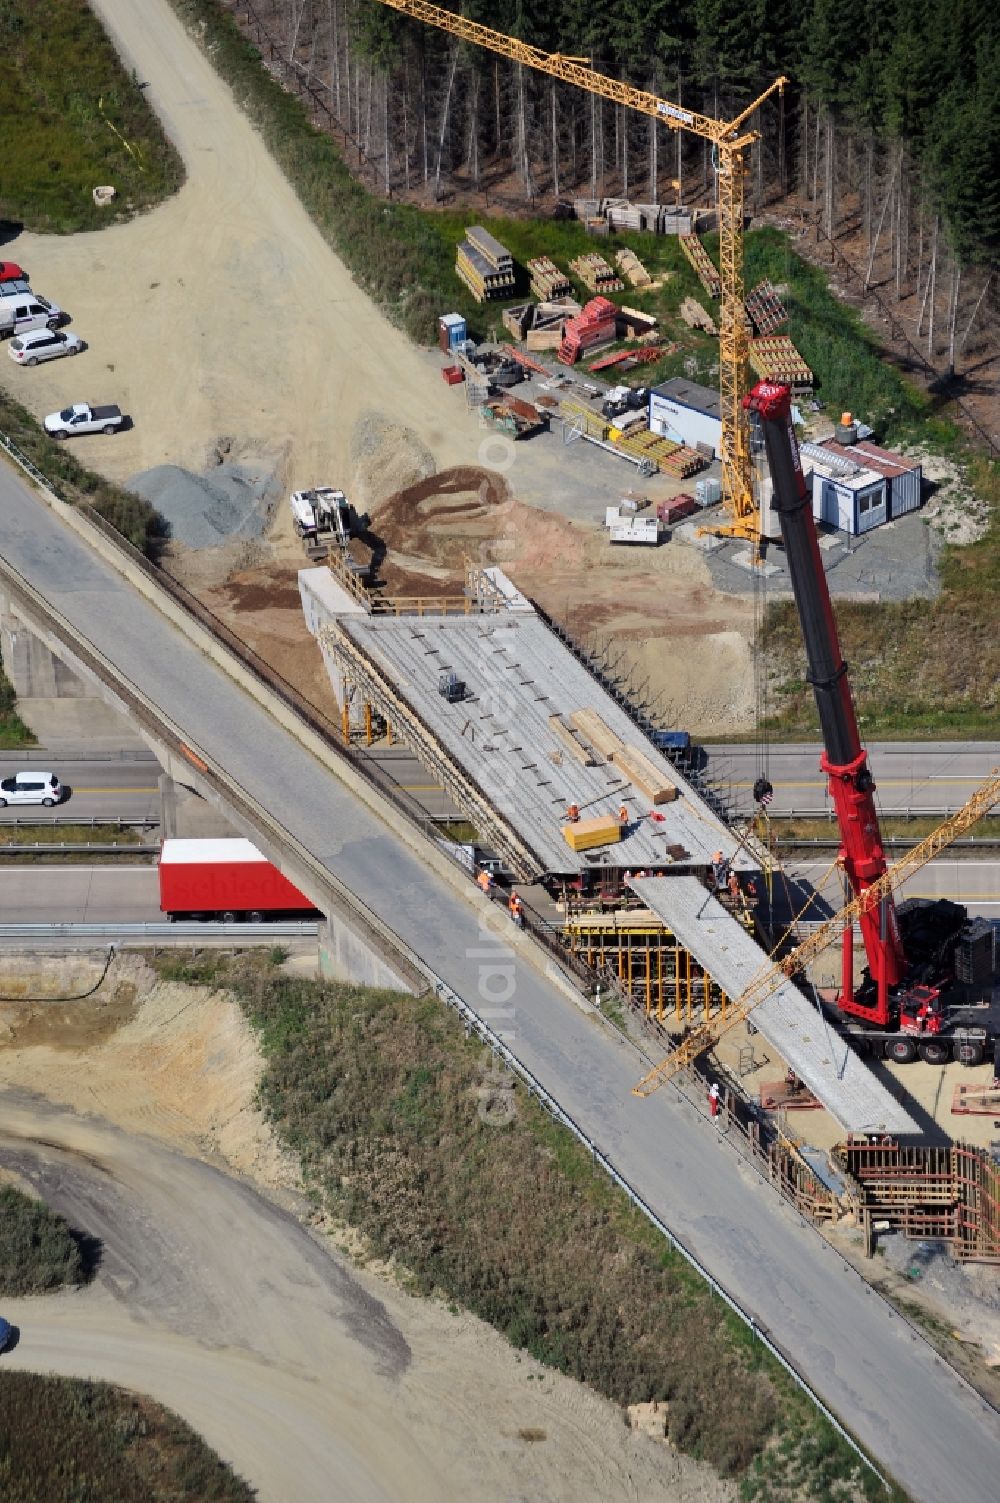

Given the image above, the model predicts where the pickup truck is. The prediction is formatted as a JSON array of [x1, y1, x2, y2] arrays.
[[44, 403, 124, 439]]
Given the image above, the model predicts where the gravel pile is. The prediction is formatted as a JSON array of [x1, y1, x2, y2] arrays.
[[128, 462, 276, 550]]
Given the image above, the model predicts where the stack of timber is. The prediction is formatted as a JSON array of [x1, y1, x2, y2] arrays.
[[558, 296, 618, 365], [679, 296, 717, 334], [456, 225, 516, 302], [748, 335, 813, 396], [745, 278, 788, 334], [678, 234, 721, 298], [559, 396, 609, 438], [568, 710, 677, 803], [524, 296, 581, 351], [615, 248, 653, 288], [573, 199, 693, 235], [610, 427, 704, 479], [528, 257, 572, 300], [570, 253, 624, 293]]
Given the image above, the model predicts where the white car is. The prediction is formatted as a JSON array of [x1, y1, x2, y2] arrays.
[[8, 328, 84, 366], [0, 771, 62, 807]]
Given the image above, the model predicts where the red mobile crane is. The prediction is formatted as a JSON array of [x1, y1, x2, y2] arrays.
[[745, 380, 989, 1066]]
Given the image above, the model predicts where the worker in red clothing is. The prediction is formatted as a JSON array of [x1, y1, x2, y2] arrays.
[[566, 802, 581, 823], [508, 890, 524, 928], [708, 1082, 721, 1121], [727, 869, 741, 900], [618, 802, 629, 824]]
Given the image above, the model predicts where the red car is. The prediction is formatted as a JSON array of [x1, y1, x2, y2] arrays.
[[0, 261, 26, 282]]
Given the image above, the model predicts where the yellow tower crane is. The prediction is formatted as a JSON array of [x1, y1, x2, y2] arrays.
[[372, 0, 785, 543], [632, 770, 1000, 1096]]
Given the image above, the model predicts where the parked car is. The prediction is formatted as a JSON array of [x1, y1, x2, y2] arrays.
[[9, 328, 84, 366], [0, 293, 64, 338], [43, 403, 123, 438], [0, 1317, 11, 1354], [0, 771, 62, 807], [0, 260, 26, 281]]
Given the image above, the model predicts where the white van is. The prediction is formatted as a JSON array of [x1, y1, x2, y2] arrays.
[[0, 293, 63, 338]]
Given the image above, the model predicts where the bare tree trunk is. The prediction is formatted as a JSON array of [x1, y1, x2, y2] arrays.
[[364, 62, 373, 157], [615, 105, 621, 181], [550, 81, 559, 198], [811, 111, 821, 229], [957, 273, 992, 357], [800, 94, 809, 200], [863, 136, 872, 255], [329, 0, 341, 119], [433, 46, 459, 201], [383, 74, 390, 196], [947, 256, 962, 376], [893, 167, 903, 300], [926, 214, 939, 358], [288, 0, 308, 62], [649, 107, 657, 203], [777, 85, 786, 196], [590, 87, 597, 196], [516, 64, 534, 200], [420, 43, 428, 185], [823, 112, 834, 246], [402, 81, 410, 191], [466, 70, 481, 191], [494, 61, 501, 159], [622, 111, 629, 199], [863, 152, 898, 293]]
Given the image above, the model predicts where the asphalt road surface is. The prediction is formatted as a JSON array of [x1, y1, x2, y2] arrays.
[[0, 4, 998, 1498], [790, 858, 1000, 918], [0, 866, 160, 923], [4, 406, 999, 1503], [0, 757, 160, 826], [710, 741, 999, 815]]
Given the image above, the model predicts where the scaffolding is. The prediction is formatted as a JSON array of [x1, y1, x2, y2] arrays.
[[563, 906, 737, 1025], [837, 1140, 1000, 1262]]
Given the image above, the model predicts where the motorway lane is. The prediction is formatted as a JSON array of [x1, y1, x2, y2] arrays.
[[709, 741, 999, 815], [0, 4, 996, 1495], [791, 858, 1000, 918], [2, 433, 999, 1503], [0, 758, 160, 825], [0, 866, 160, 923]]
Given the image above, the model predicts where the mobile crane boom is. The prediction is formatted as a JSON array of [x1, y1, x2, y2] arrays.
[[633, 768, 1000, 1095], [744, 380, 906, 1025]]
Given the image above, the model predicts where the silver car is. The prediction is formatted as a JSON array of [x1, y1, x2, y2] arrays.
[[9, 328, 84, 366], [0, 771, 62, 807]]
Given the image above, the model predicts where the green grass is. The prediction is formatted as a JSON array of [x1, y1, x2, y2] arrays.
[[0, 1371, 255, 1501], [763, 455, 1000, 739], [0, 654, 34, 750], [0, 1185, 86, 1296], [0, 0, 183, 233], [159, 951, 908, 1500]]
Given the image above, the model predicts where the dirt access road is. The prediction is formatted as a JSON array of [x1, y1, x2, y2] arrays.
[[0, 0, 754, 735], [0, 971, 731, 1503]]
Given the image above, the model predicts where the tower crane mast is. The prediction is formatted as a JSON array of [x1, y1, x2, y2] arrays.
[[371, 0, 786, 544]]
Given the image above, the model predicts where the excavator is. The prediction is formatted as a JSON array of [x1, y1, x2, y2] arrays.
[[744, 379, 995, 1066]]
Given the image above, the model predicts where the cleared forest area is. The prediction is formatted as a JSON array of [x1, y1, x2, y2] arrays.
[[223, 0, 998, 430]]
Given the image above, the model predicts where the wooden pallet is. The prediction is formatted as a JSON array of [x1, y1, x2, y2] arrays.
[[678, 234, 721, 298], [952, 1082, 1000, 1116], [569, 252, 624, 293]]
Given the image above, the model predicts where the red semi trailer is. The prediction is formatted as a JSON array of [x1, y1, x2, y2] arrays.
[[158, 838, 317, 922]]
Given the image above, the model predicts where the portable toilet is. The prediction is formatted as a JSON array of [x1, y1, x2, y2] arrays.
[[438, 312, 467, 352]]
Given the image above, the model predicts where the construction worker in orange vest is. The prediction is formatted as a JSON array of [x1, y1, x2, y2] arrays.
[[508, 890, 524, 928], [566, 802, 580, 823], [618, 802, 629, 824], [476, 868, 495, 896]]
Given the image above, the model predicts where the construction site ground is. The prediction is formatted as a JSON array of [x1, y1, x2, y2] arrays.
[[0, 0, 967, 742], [0, 953, 732, 1503]]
